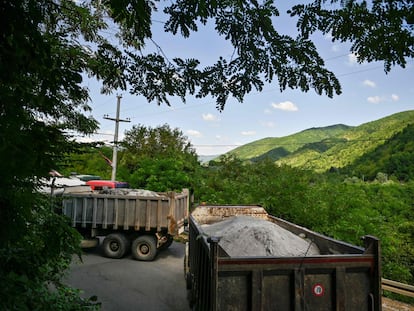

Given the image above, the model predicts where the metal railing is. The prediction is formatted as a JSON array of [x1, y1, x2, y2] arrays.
[[382, 278, 414, 298]]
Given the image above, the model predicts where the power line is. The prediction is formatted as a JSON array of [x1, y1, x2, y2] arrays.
[[80, 136, 389, 148], [338, 64, 386, 77], [192, 138, 388, 148], [115, 60, 412, 120]]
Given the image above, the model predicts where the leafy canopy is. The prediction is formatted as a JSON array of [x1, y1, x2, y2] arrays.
[[102, 0, 343, 110], [119, 124, 199, 191], [289, 0, 414, 72]]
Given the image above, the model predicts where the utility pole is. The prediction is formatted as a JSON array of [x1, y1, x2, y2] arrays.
[[104, 95, 130, 181]]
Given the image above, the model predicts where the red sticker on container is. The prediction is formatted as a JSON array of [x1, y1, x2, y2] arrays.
[[312, 284, 324, 297]]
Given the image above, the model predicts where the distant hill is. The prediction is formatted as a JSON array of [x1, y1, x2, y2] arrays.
[[228, 124, 351, 162], [341, 123, 414, 181], [198, 154, 220, 164], [225, 110, 414, 173]]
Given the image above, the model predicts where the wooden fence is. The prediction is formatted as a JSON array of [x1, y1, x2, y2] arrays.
[[382, 278, 414, 298]]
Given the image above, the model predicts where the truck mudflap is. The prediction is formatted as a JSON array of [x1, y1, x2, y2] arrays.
[[186, 205, 382, 311]]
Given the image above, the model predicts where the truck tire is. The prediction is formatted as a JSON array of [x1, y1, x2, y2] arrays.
[[131, 235, 157, 261], [102, 233, 129, 259]]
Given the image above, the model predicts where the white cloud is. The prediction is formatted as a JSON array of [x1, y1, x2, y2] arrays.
[[348, 53, 358, 65], [271, 101, 298, 112], [367, 94, 399, 104], [391, 94, 399, 101], [264, 108, 272, 115], [241, 131, 256, 136], [367, 96, 384, 104], [186, 129, 202, 137], [363, 80, 376, 88], [202, 113, 218, 122]]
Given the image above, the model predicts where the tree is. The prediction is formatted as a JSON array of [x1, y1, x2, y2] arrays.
[[60, 144, 113, 179], [289, 0, 414, 72], [119, 124, 199, 191], [124, 0, 343, 110], [1, 1, 101, 309]]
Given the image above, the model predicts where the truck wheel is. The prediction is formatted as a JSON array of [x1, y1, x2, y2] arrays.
[[102, 233, 129, 259], [131, 235, 157, 261]]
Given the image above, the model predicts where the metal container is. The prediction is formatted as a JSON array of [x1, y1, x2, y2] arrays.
[[62, 188, 189, 261], [185, 205, 381, 311]]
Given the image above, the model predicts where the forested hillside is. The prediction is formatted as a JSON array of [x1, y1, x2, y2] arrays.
[[341, 124, 414, 181], [227, 124, 351, 161], [224, 110, 414, 173], [278, 110, 414, 172]]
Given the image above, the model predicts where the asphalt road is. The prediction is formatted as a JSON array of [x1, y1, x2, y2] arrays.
[[65, 241, 190, 311]]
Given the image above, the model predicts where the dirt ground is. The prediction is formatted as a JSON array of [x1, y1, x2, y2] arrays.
[[382, 297, 414, 311]]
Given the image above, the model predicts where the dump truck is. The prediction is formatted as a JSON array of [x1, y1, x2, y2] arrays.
[[61, 187, 190, 261], [184, 205, 382, 311]]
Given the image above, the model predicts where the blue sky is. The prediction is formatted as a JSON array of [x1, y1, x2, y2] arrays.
[[80, 2, 414, 155]]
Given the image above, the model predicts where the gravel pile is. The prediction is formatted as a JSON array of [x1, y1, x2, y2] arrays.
[[101, 188, 160, 196], [201, 216, 320, 257]]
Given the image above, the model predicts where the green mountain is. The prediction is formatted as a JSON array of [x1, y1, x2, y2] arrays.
[[228, 124, 351, 162], [342, 123, 414, 181], [226, 110, 414, 173]]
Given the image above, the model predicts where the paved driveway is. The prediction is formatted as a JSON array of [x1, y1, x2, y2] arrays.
[[65, 241, 190, 311]]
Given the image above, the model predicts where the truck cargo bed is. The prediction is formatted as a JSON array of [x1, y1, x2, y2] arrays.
[[62, 188, 189, 235], [185, 205, 381, 311]]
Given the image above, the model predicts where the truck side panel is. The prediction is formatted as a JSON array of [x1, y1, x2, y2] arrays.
[[63, 195, 170, 230], [62, 189, 189, 235], [215, 257, 376, 311]]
